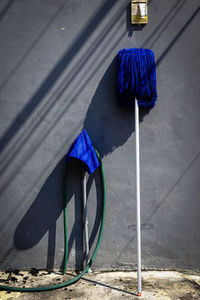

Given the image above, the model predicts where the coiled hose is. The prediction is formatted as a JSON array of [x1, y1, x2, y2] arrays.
[[0, 150, 106, 292]]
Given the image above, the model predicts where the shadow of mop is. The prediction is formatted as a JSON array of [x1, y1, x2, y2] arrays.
[[14, 158, 102, 271], [83, 56, 151, 157]]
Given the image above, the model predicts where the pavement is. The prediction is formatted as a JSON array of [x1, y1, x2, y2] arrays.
[[0, 270, 200, 299]]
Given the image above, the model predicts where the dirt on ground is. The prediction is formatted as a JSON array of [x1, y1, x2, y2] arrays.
[[0, 270, 199, 300]]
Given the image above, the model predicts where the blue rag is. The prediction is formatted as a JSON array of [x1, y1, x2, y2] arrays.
[[116, 48, 157, 108], [66, 130, 99, 174]]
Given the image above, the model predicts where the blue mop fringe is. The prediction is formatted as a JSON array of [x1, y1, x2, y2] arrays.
[[116, 48, 157, 108]]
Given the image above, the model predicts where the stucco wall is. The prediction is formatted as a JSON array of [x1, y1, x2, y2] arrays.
[[0, 0, 200, 271]]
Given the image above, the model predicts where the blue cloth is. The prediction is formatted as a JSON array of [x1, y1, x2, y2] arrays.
[[66, 130, 99, 174], [116, 48, 157, 108]]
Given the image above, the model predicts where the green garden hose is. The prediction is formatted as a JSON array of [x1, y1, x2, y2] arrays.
[[0, 151, 106, 292]]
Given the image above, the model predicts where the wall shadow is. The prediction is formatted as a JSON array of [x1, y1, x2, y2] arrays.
[[0, 0, 15, 22], [83, 56, 151, 157], [0, 0, 128, 196], [0, 0, 116, 155], [14, 157, 102, 271], [14, 157, 67, 271], [156, 6, 200, 67]]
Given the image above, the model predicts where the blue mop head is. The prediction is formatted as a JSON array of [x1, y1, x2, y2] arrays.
[[66, 129, 99, 174], [116, 48, 157, 108]]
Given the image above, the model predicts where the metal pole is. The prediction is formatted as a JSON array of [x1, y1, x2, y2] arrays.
[[82, 171, 91, 271], [135, 98, 142, 296]]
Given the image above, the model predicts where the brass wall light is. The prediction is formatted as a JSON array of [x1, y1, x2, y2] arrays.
[[131, 0, 148, 25]]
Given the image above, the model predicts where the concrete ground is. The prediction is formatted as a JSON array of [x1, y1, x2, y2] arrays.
[[0, 270, 199, 300]]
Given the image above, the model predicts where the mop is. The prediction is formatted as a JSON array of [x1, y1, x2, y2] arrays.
[[116, 48, 157, 296], [66, 129, 100, 272]]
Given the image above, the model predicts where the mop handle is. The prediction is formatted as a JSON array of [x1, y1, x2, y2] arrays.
[[135, 98, 142, 296], [82, 171, 90, 265]]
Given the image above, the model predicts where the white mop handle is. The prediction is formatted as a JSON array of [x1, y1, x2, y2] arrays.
[[135, 98, 142, 295], [82, 171, 89, 265]]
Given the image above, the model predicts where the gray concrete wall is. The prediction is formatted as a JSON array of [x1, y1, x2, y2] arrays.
[[0, 0, 200, 271]]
